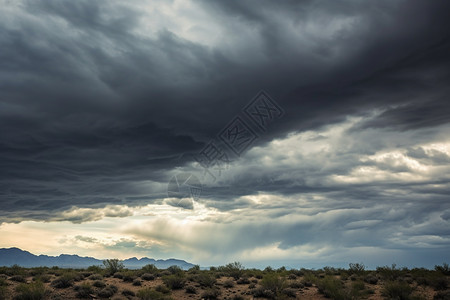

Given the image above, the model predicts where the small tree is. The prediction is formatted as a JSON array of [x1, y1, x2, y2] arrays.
[[103, 259, 124, 275]]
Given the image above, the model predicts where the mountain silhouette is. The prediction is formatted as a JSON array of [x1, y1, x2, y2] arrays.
[[0, 248, 195, 269]]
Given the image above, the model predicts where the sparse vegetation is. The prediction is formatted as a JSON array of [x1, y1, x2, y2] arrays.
[[0, 262, 447, 300], [103, 259, 124, 275], [15, 281, 47, 300]]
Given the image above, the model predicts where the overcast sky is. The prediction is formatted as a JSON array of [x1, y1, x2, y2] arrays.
[[1, 0, 450, 269]]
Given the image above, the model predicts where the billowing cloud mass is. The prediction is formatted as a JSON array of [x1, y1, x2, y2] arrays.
[[0, 0, 450, 268]]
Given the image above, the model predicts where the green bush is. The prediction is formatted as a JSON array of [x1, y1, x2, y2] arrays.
[[382, 281, 413, 300], [97, 285, 118, 298], [155, 284, 171, 294], [137, 288, 171, 300], [377, 264, 401, 281], [0, 286, 6, 300], [15, 281, 47, 300], [185, 285, 197, 294], [162, 274, 186, 289], [74, 282, 93, 299], [141, 273, 155, 281], [51, 273, 74, 288], [434, 263, 450, 276], [103, 259, 124, 275], [223, 262, 244, 280], [201, 288, 221, 300], [92, 280, 106, 288], [260, 273, 287, 296], [87, 265, 103, 274], [195, 273, 216, 287], [316, 276, 350, 300], [167, 265, 182, 275], [122, 289, 135, 297], [133, 279, 142, 286], [10, 275, 26, 283], [141, 264, 158, 274], [88, 274, 103, 280], [33, 274, 51, 283], [223, 279, 234, 288]]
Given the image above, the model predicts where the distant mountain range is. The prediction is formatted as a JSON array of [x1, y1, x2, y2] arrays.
[[0, 248, 195, 270]]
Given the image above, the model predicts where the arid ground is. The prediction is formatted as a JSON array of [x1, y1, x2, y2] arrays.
[[0, 263, 449, 299]]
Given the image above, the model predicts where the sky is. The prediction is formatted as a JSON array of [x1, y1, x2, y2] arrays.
[[0, 0, 450, 270]]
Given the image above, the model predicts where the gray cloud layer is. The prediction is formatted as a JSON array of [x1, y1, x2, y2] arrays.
[[1, 1, 450, 266]]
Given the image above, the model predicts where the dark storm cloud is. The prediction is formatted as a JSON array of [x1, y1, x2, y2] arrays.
[[1, 0, 450, 223]]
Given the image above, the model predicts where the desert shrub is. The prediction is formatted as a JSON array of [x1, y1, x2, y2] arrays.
[[249, 282, 256, 289], [188, 265, 200, 274], [92, 280, 106, 288], [364, 275, 378, 284], [287, 274, 297, 280], [163, 274, 186, 289], [87, 265, 103, 274], [113, 272, 123, 279], [431, 277, 448, 291], [15, 281, 47, 300], [260, 273, 287, 296], [33, 274, 51, 283], [0, 286, 6, 300], [195, 273, 216, 287], [288, 281, 304, 289], [201, 288, 221, 300], [349, 263, 365, 275], [141, 273, 155, 281], [223, 262, 244, 280], [237, 276, 250, 284], [97, 285, 118, 298], [103, 259, 124, 275], [74, 282, 93, 299], [434, 290, 450, 300], [9, 265, 26, 276], [224, 279, 235, 288], [51, 273, 74, 288], [167, 265, 182, 275], [252, 287, 275, 299], [0, 278, 6, 286], [141, 264, 158, 274], [27, 267, 48, 277], [282, 287, 297, 298], [435, 263, 450, 276], [88, 274, 103, 280], [10, 275, 26, 283], [382, 281, 413, 300], [185, 285, 197, 294], [377, 264, 401, 281], [316, 276, 350, 300], [301, 272, 316, 287], [137, 288, 171, 300], [155, 284, 171, 294], [133, 279, 142, 286], [122, 289, 135, 297], [122, 271, 137, 282]]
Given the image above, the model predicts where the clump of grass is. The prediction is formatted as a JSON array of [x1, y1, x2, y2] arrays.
[[51, 273, 74, 288], [10, 275, 26, 283], [141, 273, 155, 281], [92, 280, 106, 288], [260, 273, 287, 295], [74, 282, 93, 299], [195, 273, 216, 287], [382, 281, 413, 300], [223, 279, 235, 288], [155, 284, 171, 294], [185, 285, 197, 294], [33, 274, 51, 283], [97, 285, 118, 298], [162, 274, 186, 290], [201, 288, 221, 300], [137, 288, 171, 300], [316, 276, 350, 300], [88, 274, 103, 281], [133, 279, 142, 286], [122, 289, 135, 297], [15, 281, 47, 300]]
